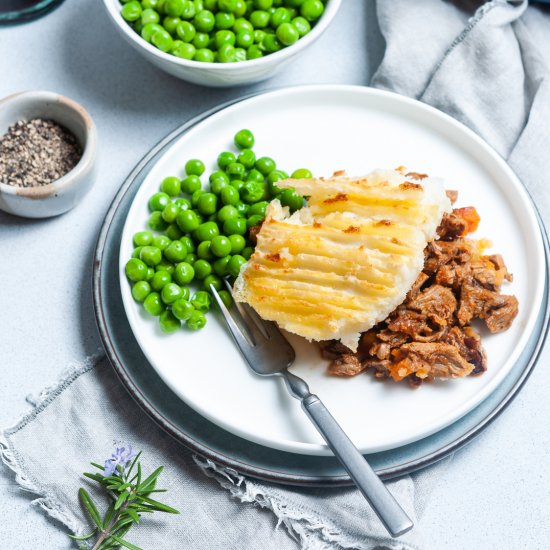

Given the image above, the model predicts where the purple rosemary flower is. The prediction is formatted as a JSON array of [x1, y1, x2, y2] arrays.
[[103, 444, 138, 476]]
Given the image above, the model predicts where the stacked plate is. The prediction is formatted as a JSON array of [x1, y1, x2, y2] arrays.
[[93, 86, 549, 485]]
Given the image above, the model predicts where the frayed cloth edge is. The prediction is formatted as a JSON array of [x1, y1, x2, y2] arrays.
[[0, 353, 105, 541], [194, 456, 420, 550]]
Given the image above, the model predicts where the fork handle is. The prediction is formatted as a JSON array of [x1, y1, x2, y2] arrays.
[[300, 393, 414, 538]]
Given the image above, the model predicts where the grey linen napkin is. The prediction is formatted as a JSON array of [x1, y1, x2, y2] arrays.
[[2, 1, 550, 549]]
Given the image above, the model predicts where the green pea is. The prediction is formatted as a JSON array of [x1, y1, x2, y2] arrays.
[[234, 47, 247, 61], [159, 310, 180, 333], [250, 10, 270, 28], [291, 167, 312, 179], [185, 252, 198, 264], [280, 188, 304, 211], [195, 221, 220, 242], [230, 179, 245, 192], [241, 246, 253, 260], [152, 28, 174, 52], [291, 15, 310, 36], [133, 231, 153, 246], [163, 15, 181, 35], [300, 0, 323, 21], [141, 8, 160, 25], [195, 48, 215, 62], [217, 151, 236, 169], [235, 201, 250, 216], [166, 223, 183, 241], [140, 246, 162, 266], [151, 236, 169, 251], [151, 270, 172, 291], [228, 234, 246, 253], [172, 298, 194, 320], [223, 216, 247, 235], [241, 181, 265, 203], [180, 0, 196, 18], [215, 11, 235, 29], [180, 235, 195, 253], [160, 176, 182, 197], [226, 162, 245, 179], [227, 254, 247, 277], [125, 258, 148, 282], [181, 175, 202, 195], [210, 235, 232, 257], [253, 29, 266, 43], [164, 240, 187, 262], [270, 6, 290, 27], [233, 17, 253, 33], [176, 19, 196, 41], [155, 258, 175, 274], [193, 32, 210, 49], [194, 9, 215, 32], [262, 32, 281, 53], [248, 201, 268, 217], [203, 273, 223, 292], [186, 309, 207, 330], [144, 292, 164, 316], [145, 267, 155, 281], [197, 241, 215, 261], [210, 178, 229, 195], [234, 129, 255, 149], [162, 203, 180, 223], [218, 204, 239, 223], [236, 149, 255, 170], [217, 43, 236, 62], [219, 0, 238, 11], [276, 22, 299, 45], [161, 282, 183, 304], [173, 41, 196, 58], [121, 1, 142, 22], [174, 261, 195, 285], [193, 258, 212, 279], [148, 211, 168, 231], [132, 246, 143, 259], [218, 289, 233, 308], [234, 0, 247, 16], [164, 0, 185, 16], [132, 281, 151, 303], [253, 0, 272, 9], [247, 214, 263, 228], [246, 168, 264, 182], [141, 22, 163, 41], [247, 44, 263, 59], [184, 159, 204, 177], [191, 290, 212, 312], [255, 156, 275, 175], [176, 209, 200, 232], [213, 255, 231, 276], [191, 189, 205, 207], [175, 197, 192, 210], [149, 192, 171, 211], [141, 0, 159, 8], [220, 185, 239, 206]]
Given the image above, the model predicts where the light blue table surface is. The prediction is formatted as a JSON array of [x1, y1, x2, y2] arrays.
[[1, 1, 549, 548]]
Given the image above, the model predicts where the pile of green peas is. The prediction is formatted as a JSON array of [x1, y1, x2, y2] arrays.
[[125, 128, 312, 334], [119, 0, 327, 63]]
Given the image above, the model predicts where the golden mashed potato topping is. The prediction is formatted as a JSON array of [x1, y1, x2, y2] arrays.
[[233, 168, 452, 351]]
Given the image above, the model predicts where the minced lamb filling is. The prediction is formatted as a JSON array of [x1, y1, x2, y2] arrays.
[[321, 193, 519, 387]]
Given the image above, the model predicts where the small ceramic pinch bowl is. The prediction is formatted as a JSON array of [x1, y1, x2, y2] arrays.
[[102, 0, 341, 88], [0, 91, 97, 219]]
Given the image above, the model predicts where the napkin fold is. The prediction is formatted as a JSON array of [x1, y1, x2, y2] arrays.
[[3, 1, 550, 549]]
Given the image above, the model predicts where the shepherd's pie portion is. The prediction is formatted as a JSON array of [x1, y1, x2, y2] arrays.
[[233, 169, 452, 351]]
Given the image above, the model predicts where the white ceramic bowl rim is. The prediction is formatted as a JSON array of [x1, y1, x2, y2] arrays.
[[103, 0, 341, 71], [0, 90, 97, 197]]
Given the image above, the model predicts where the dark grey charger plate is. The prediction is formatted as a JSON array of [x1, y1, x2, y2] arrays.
[[92, 96, 550, 486]]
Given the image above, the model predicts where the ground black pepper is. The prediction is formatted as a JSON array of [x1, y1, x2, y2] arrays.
[[0, 118, 82, 187]]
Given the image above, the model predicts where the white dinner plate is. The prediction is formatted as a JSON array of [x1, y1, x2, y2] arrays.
[[119, 85, 545, 456]]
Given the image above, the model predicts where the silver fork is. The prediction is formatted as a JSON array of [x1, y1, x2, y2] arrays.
[[210, 282, 414, 538]]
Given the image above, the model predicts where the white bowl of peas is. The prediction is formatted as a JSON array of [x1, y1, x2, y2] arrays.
[[103, 0, 341, 87]]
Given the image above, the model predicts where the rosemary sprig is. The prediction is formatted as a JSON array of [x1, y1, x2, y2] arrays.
[[70, 445, 179, 550]]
